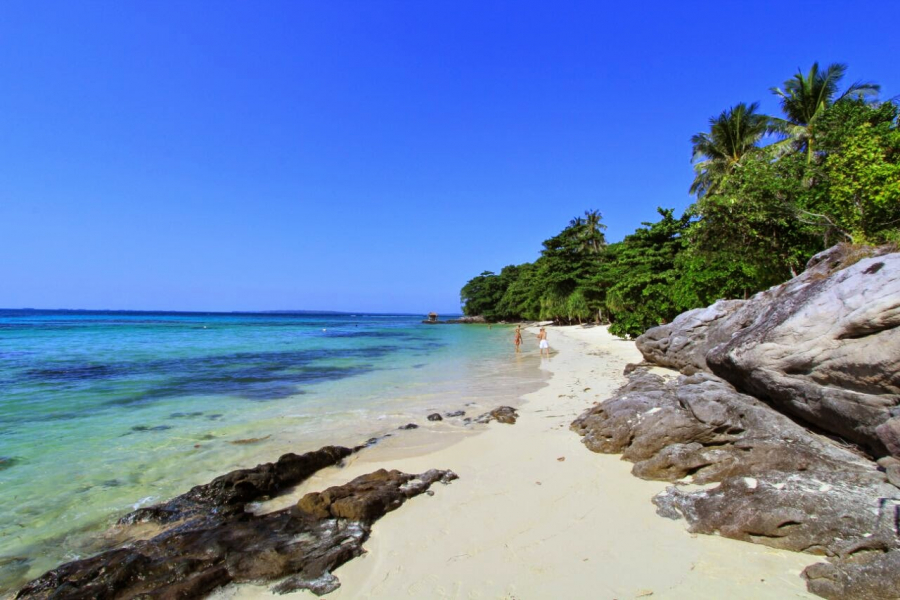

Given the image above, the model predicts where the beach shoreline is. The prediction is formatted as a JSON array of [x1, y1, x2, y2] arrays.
[[213, 324, 815, 599]]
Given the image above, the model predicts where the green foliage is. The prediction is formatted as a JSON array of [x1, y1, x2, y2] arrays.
[[459, 62, 898, 339], [566, 289, 590, 324], [598, 209, 690, 337]]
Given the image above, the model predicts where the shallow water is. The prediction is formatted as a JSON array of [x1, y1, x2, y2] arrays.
[[0, 310, 544, 592]]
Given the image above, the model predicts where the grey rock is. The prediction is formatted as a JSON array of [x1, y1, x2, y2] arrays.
[[804, 549, 900, 600], [635, 299, 746, 374], [706, 247, 900, 456], [427, 413, 443, 421], [572, 368, 900, 598], [636, 244, 900, 457], [445, 410, 466, 418], [398, 423, 419, 430]]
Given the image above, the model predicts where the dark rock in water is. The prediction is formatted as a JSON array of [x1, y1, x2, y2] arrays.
[[422, 315, 487, 325], [427, 413, 443, 422], [131, 425, 173, 432], [0, 456, 20, 471], [572, 368, 900, 599], [17, 445, 457, 599], [398, 423, 419, 430], [119, 445, 352, 526], [170, 411, 204, 418], [445, 410, 465, 418], [474, 406, 518, 425], [356, 434, 392, 451], [636, 244, 900, 458]]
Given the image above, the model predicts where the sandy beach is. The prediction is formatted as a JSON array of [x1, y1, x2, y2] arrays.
[[215, 325, 815, 600]]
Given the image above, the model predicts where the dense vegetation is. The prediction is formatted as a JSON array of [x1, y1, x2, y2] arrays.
[[460, 63, 900, 337]]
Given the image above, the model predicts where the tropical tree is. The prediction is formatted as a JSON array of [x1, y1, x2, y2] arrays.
[[690, 102, 771, 197], [566, 289, 591, 324], [771, 62, 880, 163], [568, 210, 608, 253]]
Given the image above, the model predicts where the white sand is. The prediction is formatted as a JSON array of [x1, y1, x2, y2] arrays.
[[216, 325, 815, 599]]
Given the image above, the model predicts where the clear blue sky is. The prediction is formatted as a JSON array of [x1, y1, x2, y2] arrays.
[[2, 1, 898, 313]]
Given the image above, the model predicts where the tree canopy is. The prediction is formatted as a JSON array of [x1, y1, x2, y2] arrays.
[[460, 62, 898, 338]]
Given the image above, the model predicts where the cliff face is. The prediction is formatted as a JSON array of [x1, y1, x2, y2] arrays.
[[576, 244, 900, 600]]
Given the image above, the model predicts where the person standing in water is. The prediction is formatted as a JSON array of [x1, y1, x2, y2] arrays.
[[538, 327, 550, 357], [514, 325, 523, 353]]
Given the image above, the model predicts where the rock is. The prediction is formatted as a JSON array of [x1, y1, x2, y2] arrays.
[[120, 445, 353, 526], [572, 367, 900, 598], [445, 410, 466, 418], [885, 464, 900, 488], [635, 299, 747, 374], [473, 406, 519, 425], [422, 316, 487, 325], [875, 417, 900, 458], [572, 370, 874, 485], [652, 472, 897, 555], [427, 413, 443, 422], [296, 468, 458, 521], [803, 549, 900, 600], [17, 446, 457, 599], [636, 244, 900, 457], [706, 246, 900, 457], [398, 423, 419, 430], [875, 456, 900, 469]]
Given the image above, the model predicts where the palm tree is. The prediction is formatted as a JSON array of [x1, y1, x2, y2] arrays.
[[567, 211, 606, 254], [771, 62, 879, 163], [581, 209, 607, 254], [690, 101, 771, 197]]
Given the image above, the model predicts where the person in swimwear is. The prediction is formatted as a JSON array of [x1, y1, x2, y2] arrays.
[[538, 327, 550, 357], [514, 325, 523, 353]]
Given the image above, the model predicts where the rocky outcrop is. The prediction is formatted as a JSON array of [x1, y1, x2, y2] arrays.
[[635, 244, 900, 458], [120, 445, 352, 526], [17, 447, 457, 599], [470, 406, 519, 425], [635, 299, 747, 374], [572, 368, 900, 599], [422, 316, 487, 325]]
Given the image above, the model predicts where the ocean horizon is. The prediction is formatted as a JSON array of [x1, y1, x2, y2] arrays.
[[0, 310, 544, 592]]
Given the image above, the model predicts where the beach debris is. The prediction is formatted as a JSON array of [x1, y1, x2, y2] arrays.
[[16, 446, 457, 599], [228, 434, 271, 445], [427, 413, 443, 421], [557, 457, 565, 462], [398, 423, 419, 430]]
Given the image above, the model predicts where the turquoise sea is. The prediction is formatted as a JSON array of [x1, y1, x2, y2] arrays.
[[0, 310, 545, 592]]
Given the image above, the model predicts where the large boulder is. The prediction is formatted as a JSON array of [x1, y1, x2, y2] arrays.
[[635, 244, 900, 457], [707, 247, 900, 457], [572, 368, 900, 599], [635, 299, 746, 374]]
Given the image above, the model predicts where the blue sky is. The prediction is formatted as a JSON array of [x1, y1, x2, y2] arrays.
[[2, 1, 898, 313]]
